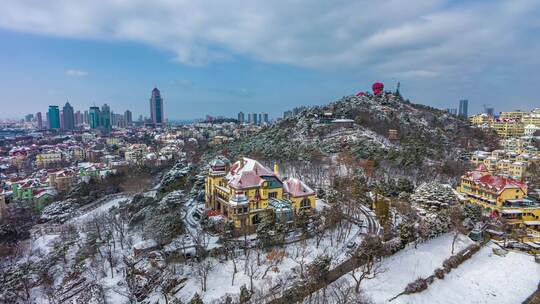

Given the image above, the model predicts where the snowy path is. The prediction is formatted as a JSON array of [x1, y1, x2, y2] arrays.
[[68, 194, 131, 224]]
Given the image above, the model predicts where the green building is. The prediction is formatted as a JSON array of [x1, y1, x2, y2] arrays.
[[89, 106, 101, 129], [48, 105, 60, 129]]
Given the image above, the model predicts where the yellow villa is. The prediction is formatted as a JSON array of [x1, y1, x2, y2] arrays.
[[458, 165, 540, 231], [205, 157, 316, 229]]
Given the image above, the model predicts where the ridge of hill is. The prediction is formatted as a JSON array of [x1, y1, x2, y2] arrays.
[[208, 92, 498, 182]]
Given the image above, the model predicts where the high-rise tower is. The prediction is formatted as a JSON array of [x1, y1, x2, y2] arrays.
[[124, 110, 132, 126], [48, 106, 60, 129], [101, 104, 112, 131], [62, 102, 75, 130], [89, 106, 101, 129], [458, 99, 469, 118], [35, 112, 43, 129], [150, 87, 165, 127]]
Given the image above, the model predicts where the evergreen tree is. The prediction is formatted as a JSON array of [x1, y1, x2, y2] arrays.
[[257, 208, 275, 249], [190, 293, 204, 304], [239, 284, 252, 303]]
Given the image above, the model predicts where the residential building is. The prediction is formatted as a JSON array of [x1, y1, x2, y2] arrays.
[[491, 119, 524, 138], [500, 111, 525, 120], [35, 151, 62, 168], [525, 124, 540, 136], [470, 113, 492, 126], [458, 165, 540, 231], [48, 169, 77, 192], [205, 157, 316, 229], [523, 112, 540, 127]]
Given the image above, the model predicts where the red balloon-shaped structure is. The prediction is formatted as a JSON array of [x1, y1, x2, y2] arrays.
[[356, 91, 365, 97], [372, 82, 384, 95]]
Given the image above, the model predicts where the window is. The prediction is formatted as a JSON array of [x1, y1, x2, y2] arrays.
[[300, 198, 311, 209], [269, 192, 277, 198]]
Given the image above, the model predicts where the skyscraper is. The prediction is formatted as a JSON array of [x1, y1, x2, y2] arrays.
[[237, 111, 245, 124], [35, 112, 43, 129], [101, 103, 112, 131], [262, 112, 269, 124], [124, 110, 132, 126], [75, 111, 83, 126], [48, 106, 60, 129], [252, 112, 258, 125], [150, 87, 164, 127], [62, 102, 75, 130], [83, 110, 89, 125], [458, 99, 469, 118], [89, 106, 101, 129]]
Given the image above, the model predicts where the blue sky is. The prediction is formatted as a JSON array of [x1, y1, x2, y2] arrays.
[[0, 0, 539, 120]]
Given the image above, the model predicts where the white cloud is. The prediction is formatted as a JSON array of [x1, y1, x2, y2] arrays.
[[65, 69, 88, 77], [1, 0, 539, 78]]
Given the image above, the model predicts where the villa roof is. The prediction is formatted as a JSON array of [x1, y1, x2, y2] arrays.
[[283, 177, 315, 197], [227, 157, 277, 189], [463, 164, 527, 194]]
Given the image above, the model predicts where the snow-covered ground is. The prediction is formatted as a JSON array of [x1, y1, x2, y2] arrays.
[[360, 234, 473, 303], [401, 244, 539, 304], [68, 195, 131, 223], [325, 234, 539, 304], [173, 220, 367, 303]]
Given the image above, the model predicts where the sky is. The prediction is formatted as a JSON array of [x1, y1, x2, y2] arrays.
[[0, 0, 539, 120]]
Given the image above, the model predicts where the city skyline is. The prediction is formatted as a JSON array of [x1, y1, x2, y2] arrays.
[[0, 1, 539, 119]]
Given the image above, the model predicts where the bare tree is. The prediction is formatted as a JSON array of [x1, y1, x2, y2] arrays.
[[261, 249, 286, 279], [291, 242, 309, 279], [110, 213, 128, 250], [245, 256, 261, 292], [348, 235, 385, 293], [448, 206, 467, 254], [329, 278, 373, 304], [104, 231, 117, 278], [196, 259, 215, 292]]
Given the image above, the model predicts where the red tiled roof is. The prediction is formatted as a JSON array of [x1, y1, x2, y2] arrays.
[[463, 165, 526, 194], [227, 157, 277, 189], [283, 178, 315, 197]]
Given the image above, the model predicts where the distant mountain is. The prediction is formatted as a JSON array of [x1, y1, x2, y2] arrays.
[[207, 92, 498, 182]]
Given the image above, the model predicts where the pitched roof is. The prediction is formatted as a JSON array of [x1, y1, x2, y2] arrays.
[[283, 177, 315, 197], [227, 157, 277, 189], [463, 164, 526, 194]]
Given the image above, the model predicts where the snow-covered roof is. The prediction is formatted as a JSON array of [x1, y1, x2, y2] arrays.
[[283, 177, 315, 197], [226, 157, 277, 189]]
